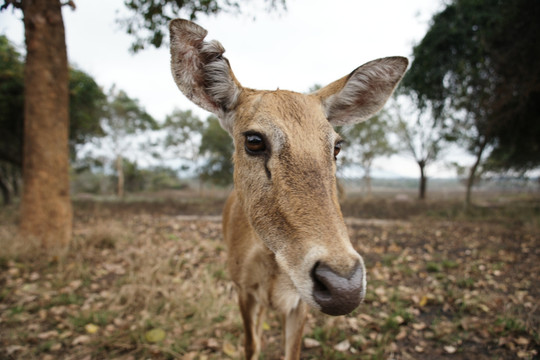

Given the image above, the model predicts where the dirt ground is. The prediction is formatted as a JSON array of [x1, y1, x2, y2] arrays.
[[0, 192, 539, 359]]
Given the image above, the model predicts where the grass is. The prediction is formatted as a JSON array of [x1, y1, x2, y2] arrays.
[[0, 193, 539, 359]]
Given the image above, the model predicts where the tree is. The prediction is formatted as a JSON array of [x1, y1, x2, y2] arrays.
[[120, 0, 286, 51], [100, 86, 157, 198], [1, 0, 74, 247], [0, 35, 24, 205], [479, 1, 540, 173], [392, 98, 447, 200], [0, 35, 24, 168], [162, 109, 204, 173], [401, 0, 540, 206], [0, 34, 107, 204], [0, 35, 107, 161], [199, 116, 234, 186], [68, 68, 107, 162], [1, 0, 286, 248], [339, 110, 395, 197]]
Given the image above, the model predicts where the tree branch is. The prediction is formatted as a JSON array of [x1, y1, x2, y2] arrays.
[[61, 1, 76, 10], [1, 0, 23, 10]]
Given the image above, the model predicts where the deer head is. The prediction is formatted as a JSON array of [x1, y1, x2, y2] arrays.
[[170, 19, 407, 316]]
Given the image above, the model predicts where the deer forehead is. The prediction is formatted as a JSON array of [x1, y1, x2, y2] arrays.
[[233, 90, 340, 155]]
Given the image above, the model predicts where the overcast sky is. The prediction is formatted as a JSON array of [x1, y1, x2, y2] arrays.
[[1, 0, 466, 178]]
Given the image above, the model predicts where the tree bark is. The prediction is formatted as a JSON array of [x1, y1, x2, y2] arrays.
[[116, 154, 124, 198], [11, 166, 19, 197], [418, 160, 427, 200], [465, 139, 487, 208], [363, 172, 372, 199], [363, 159, 373, 199], [0, 175, 11, 206], [19, 0, 72, 248]]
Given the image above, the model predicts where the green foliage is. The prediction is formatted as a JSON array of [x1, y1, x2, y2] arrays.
[[0, 36, 24, 205], [0, 35, 108, 165], [162, 109, 204, 175], [123, 160, 184, 192], [163, 110, 204, 149], [402, 0, 540, 173], [0, 35, 24, 167], [340, 110, 395, 166], [103, 86, 158, 141], [69, 68, 107, 160], [72, 160, 185, 195], [480, 1, 540, 172], [338, 110, 394, 194], [119, 0, 286, 52], [101, 86, 158, 196], [199, 116, 234, 186]]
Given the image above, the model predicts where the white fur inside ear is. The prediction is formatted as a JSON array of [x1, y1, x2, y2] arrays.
[[325, 57, 408, 126], [200, 41, 241, 116]]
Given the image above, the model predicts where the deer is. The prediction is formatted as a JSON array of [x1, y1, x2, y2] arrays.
[[169, 19, 408, 360]]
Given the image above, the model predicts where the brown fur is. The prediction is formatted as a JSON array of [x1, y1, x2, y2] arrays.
[[169, 19, 408, 359], [222, 91, 356, 359]]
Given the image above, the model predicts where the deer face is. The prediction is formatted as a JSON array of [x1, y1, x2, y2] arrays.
[[169, 19, 408, 315], [230, 90, 365, 314]]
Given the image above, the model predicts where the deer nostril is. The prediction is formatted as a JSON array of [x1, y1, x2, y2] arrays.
[[311, 261, 364, 316], [311, 262, 332, 300]]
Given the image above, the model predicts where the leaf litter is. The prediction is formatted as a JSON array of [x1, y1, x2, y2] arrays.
[[0, 198, 538, 359]]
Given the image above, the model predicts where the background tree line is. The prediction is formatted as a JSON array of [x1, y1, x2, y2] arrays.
[[0, 34, 235, 204]]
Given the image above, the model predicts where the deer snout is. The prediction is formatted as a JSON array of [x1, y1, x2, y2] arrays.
[[311, 261, 365, 316]]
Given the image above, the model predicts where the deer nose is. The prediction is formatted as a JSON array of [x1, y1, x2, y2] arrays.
[[311, 261, 364, 316]]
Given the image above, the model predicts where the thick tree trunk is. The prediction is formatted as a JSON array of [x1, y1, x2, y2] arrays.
[[418, 160, 427, 200], [19, 0, 72, 248]]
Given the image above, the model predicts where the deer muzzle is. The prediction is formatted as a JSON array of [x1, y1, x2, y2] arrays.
[[311, 261, 365, 316]]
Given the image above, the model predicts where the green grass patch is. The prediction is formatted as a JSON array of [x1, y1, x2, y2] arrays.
[[495, 316, 526, 334], [442, 259, 459, 269], [381, 254, 398, 267], [70, 310, 113, 330], [9, 304, 25, 316], [49, 292, 84, 307], [457, 277, 475, 289], [426, 261, 442, 273]]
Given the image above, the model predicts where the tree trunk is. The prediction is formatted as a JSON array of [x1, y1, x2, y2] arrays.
[[11, 165, 20, 197], [465, 139, 487, 208], [19, 0, 72, 248], [363, 172, 372, 199], [363, 159, 373, 199], [418, 160, 427, 200], [116, 154, 124, 198], [0, 175, 11, 206]]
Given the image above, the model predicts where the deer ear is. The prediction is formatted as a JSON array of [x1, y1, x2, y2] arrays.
[[315, 57, 408, 126], [169, 19, 242, 132]]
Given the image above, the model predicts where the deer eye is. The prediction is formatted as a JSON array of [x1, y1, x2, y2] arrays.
[[334, 141, 343, 159], [245, 133, 266, 154]]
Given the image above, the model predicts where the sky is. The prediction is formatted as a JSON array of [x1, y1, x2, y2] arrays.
[[1, 0, 470, 178]]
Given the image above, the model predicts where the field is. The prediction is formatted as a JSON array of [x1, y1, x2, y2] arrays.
[[0, 190, 539, 359]]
